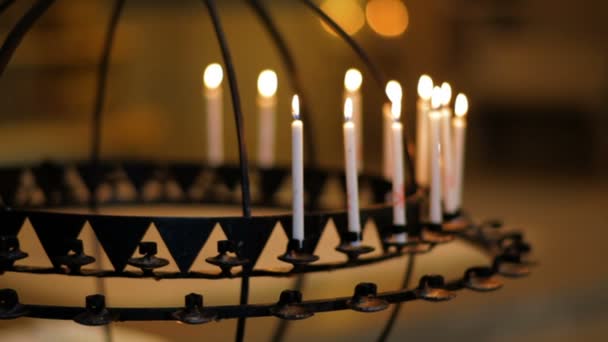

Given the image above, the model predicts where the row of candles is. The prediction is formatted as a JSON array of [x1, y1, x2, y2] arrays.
[[202, 64, 469, 246]]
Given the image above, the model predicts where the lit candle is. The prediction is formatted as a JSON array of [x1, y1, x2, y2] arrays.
[[203, 63, 224, 166], [429, 86, 443, 224], [344, 68, 363, 172], [257, 69, 278, 169], [343, 98, 361, 239], [452, 93, 468, 212], [416, 75, 433, 187], [382, 102, 393, 180], [440, 82, 457, 214], [386, 81, 407, 243], [291, 95, 305, 244]]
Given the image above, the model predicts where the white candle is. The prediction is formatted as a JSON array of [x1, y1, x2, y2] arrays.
[[291, 95, 305, 243], [257, 69, 278, 168], [203, 63, 224, 166], [386, 81, 407, 243], [440, 82, 457, 214], [343, 98, 361, 237], [416, 75, 433, 187], [452, 93, 468, 212], [382, 102, 393, 180], [344, 69, 363, 172], [429, 86, 443, 224]]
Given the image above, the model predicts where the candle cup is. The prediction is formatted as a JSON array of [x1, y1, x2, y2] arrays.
[[278, 239, 319, 266], [336, 231, 375, 261]]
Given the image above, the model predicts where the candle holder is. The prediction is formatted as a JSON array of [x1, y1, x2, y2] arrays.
[[335, 232, 376, 261], [278, 239, 320, 266], [0, 1, 536, 341]]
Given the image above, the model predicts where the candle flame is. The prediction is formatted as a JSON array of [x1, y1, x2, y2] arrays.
[[385, 80, 402, 103], [440, 82, 452, 106], [203, 63, 223, 89], [344, 98, 353, 121], [257, 69, 278, 97], [344, 68, 363, 91], [455, 93, 468, 117], [431, 86, 442, 109], [417, 74, 433, 100], [292, 95, 300, 120]]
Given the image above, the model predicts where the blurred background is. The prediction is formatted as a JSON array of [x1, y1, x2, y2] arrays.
[[1, 0, 607, 341]]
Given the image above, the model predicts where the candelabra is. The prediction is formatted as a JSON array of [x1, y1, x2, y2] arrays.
[[0, 1, 534, 342]]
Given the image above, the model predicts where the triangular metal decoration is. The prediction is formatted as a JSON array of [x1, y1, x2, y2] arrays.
[[122, 162, 157, 192], [220, 217, 277, 267], [32, 162, 66, 203], [259, 169, 288, 203], [0, 168, 22, 206], [0, 209, 26, 236], [217, 166, 241, 191], [170, 164, 203, 192], [29, 212, 86, 267], [76, 163, 111, 194], [330, 210, 370, 241], [370, 178, 391, 204], [89, 215, 150, 272], [303, 168, 328, 210], [155, 217, 216, 273], [279, 214, 329, 254], [368, 207, 394, 243]]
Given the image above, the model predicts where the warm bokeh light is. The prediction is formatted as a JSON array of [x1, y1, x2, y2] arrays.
[[417, 74, 433, 100], [385, 80, 402, 103], [292, 95, 300, 120], [344, 68, 363, 92], [257, 69, 278, 97], [440, 82, 452, 106], [344, 98, 353, 121], [431, 86, 442, 109], [320, 0, 365, 37], [455, 93, 469, 117], [391, 100, 401, 121], [203, 63, 223, 89], [365, 0, 409, 38]]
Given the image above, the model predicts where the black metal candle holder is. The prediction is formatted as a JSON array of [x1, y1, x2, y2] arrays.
[[0, 1, 536, 342]]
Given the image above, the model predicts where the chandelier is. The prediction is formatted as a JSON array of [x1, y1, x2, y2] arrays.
[[0, 1, 534, 341]]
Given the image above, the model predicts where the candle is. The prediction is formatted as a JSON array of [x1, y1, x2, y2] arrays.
[[452, 93, 468, 212], [386, 81, 407, 243], [416, 75, 433, 187], [429, 86, 443, 224], [203, 63, 224, 166], [440, 82, 457, 214], [291, 95, 305, 244], [343, 98, 361, 239], [382, 102, 393, 180], [384, 80, 401, 181], [344, 68, 363, 172], [257, 69, 278, 168]]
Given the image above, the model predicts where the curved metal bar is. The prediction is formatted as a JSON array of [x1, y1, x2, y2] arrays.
[[203, 0, 251, 218], [377, 255, 416, 341], [6, 249, 409, 279], [202, 2, 252, 341], [90, 0, 126, 207], [297, 0, 416, 191], [246, 0, 317, 164], [16, 262, 524, 322], [0, 0, 16, 15], [0, 0, 54, 77], [297, 0, 386, 90]]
